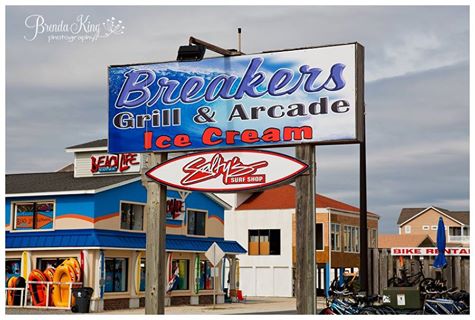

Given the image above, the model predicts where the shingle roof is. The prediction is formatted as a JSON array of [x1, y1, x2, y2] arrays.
[[236, 185, 378, 217], [378, 234, 435, 249], [6, 229, 247, 254], [6, 171, 139, 194], [397, 207, 469, 225], [66, 139, 107, 150]]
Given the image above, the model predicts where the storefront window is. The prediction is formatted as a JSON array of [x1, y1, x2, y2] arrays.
[[6, 259, 21, 282], [248, 229, 280, 255], [120, 202, 144, 230], [105, 258, 128, 292], [315, 223, 324, 250], [331, 223, 341, 251], [171, 259, 189, 290], [187, 210, 206, 236], [139, 258, 145, 292], [199, 260, 214, 290], [36, 258, 66, 270], [13, 201, 54, 230]]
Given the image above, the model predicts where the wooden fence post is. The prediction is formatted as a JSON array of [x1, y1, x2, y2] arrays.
[[379, 249, 388, 294], [387, 253, 393, 283], [461, 258, 469, 291], [372, 249, 379, 295], [454, 256, 461, 290]]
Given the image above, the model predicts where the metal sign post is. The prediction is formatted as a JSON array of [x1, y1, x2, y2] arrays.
[[142, 153, 168, 314], [205, 242, 225, 309], [295, 144, 316, 314]]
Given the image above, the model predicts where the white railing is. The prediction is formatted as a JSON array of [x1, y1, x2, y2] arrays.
[[5, 287, 25, 308], [448, 235, 470, 243], [6, 281, 82, 309]]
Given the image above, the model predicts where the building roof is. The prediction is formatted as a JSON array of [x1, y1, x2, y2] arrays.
[[378, 234, 435, 249], [236, 185, 378, 216], [57, 163, 74, 172], [397, 207, 469, 225], [6, 171, 139, 195], [66, 139, 108, 150], [5, 229, 247, 254]]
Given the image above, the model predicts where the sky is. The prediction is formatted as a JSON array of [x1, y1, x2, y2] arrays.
[[5, 6, 470, 234]]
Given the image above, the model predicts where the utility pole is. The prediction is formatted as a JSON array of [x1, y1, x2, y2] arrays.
[[142, 152, 168, 314], [295, 144, 316, 314]]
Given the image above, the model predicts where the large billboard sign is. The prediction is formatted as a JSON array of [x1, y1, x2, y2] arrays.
[[146, 150, 308, 192], [108, 43, 364, 153]]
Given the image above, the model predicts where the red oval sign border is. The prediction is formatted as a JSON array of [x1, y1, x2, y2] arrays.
[[145, 149, 309, 192]]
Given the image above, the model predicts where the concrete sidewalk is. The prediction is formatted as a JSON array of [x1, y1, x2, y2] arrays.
[[7, 297, 328, 315]]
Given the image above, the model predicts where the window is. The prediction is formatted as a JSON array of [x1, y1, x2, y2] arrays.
[[120, 202, 144, 230], [316, 223, 324, 251], [36, 258, 66, 270], [405, 225, 411, 234], [369, 228, 377, 248], [343, 226, 359, 253], [105, 258, 128, 292], [6, 259, 21, 280], [139, 258, 145, 292], [13, 201, 54, 230], [187, 210, 206, 236], [248, 229, 281, 255], [331, 224, 341, 251], [422, 225, 430, 231], [449, 227, 462, 236], [431, 225, 438, 231], [171, 259, 189, 290], [198, 260, 214, 290]]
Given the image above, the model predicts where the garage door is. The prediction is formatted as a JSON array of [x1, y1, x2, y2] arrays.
[[256, 267, 273, 296]]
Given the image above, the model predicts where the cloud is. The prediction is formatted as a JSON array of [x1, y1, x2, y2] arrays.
[[5, 6, 469, 234]]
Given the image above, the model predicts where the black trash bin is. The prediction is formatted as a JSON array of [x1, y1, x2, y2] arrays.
[[71, 287, 94, 313]]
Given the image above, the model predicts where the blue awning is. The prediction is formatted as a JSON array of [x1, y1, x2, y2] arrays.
[[6, 229, 246, 254]]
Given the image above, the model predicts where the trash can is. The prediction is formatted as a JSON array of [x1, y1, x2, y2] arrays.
[[71, 287, 94, 313]]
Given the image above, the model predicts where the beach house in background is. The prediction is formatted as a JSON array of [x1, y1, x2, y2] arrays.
[[397, 207, 469, 246]]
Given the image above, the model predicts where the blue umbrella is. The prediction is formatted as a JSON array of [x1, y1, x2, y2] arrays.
[[433, 217, 447, 269]]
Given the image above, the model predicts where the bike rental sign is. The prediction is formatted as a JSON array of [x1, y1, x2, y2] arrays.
[[108, 43, 364, 191]]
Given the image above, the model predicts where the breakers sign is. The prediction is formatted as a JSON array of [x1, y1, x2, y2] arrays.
[[146, 150, 308, 192], [108, 43, 364, 153]]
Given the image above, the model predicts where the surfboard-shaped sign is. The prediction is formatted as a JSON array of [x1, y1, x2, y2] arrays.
[[146, 150, 308, 192]]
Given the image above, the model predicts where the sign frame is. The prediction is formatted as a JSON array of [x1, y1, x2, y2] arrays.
[[108, 42, 365, 154]]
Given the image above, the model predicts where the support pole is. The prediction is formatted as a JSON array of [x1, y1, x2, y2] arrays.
[[143, 153, 168, 314], [359, 122, 368, 295], [295, 144, 316, 314]]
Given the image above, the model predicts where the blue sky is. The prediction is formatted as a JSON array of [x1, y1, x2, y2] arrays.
[[5, 6, 469, 233]]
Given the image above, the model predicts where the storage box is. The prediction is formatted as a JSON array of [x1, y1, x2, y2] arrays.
[[382, 287, 422, 310]]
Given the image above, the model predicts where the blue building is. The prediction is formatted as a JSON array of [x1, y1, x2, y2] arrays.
[[5, 139, 245, 311]]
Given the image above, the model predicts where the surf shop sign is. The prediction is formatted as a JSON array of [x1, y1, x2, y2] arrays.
[[146, 150, 308, 192], [108, 43, 364, 153]]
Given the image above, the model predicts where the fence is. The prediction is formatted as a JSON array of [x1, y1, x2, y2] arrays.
[[6, 281, 82, 309], [367, 248, 470, 296]]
